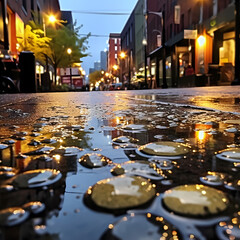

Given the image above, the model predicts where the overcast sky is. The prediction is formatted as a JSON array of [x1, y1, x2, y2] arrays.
[[59, 0, 138, 75]]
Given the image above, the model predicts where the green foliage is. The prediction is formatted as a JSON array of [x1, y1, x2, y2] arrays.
[[20, 20, 90, 83], [46, 22, 90, 68], [89, 70, 103, 85]]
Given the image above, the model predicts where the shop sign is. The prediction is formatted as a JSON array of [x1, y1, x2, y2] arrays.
[[184, 30, 198, 39]]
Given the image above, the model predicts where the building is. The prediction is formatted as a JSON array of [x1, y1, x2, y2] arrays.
[[107, 33, 121, 74], [100, 50, 107, 71], [61, 10, 74, 30], [6, 0, 60, 58], [94, 61, 101, 71], [146, 0, 236, 88], [120, 12, 135, 85]]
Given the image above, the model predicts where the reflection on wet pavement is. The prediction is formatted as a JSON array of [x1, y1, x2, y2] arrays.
[[0, 90, 240, 240]]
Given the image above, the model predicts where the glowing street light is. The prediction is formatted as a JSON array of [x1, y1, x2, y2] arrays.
[[67, 48, 73, 89]]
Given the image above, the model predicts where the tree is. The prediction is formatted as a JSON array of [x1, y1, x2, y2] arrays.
[[19, 20, 90, 85], [46, 22, 90, 84], [89, 70, 103, 86]]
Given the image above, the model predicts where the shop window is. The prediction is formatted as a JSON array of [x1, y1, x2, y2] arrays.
[[219, 38, 235, 66], [179, 52, 190, 77], [22, 0, 27, 12]]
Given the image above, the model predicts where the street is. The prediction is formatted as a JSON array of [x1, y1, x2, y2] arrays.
[[0, 86, 240, 240]]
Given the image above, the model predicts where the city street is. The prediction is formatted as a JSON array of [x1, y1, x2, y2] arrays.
[[0, 86, 240, 240]]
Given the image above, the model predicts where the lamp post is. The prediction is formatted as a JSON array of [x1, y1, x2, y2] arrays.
[[142, 38, 148, 88], [67, 48, 73, 90], [43, 14, 57, 90], [146, 11, 168, 88], [119, 51, 126, 85]]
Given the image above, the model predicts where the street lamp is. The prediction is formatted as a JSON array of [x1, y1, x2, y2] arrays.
[[67, 48, 73, 90], [119, 51, 126, 84], [146, 11, 168, 88], [142, 38, 148, 88]]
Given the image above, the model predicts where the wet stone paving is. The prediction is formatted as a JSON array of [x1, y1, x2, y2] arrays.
[[0, 90, 240, 240]]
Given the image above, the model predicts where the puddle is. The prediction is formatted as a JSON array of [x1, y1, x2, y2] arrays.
[[0, 93, 240, 239]]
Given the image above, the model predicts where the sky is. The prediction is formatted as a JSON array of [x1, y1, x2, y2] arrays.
[[59, 0, 138, 75]]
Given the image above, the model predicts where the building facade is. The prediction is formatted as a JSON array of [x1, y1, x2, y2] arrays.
[[119, 0, 236, 89], [108, 33, 121, 73], [146, 0, 236, 88], [120, 12, 135, 85]]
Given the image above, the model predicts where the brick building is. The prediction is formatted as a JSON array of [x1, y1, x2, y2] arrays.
[[108, 33, 121, 74], [146, 0, 235, 88]]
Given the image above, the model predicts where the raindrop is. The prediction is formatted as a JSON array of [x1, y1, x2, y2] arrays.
[[137, 141, 189, 158], [216, 217, 240, 240], [24, 146, 55, 155], [161, 179, 173, 185], [33, 123, 46, 128], [156, 125, 169, 129], [0, 184, 14, 192], [224, 177, 240, 191], [216, 148, 240, 162], [154, 135, 164, 140], [79, 153, 112, 168], [30, 132, 41, 137], [41, 138, 57, 144], [51, 147, 82, 157], [0, 171, 16, 179], [34, 155, 53, 162], [225, 128, 238, 133], [112, 136, 139, 144], [11, 169, 62, 188], [0, 207, 29, 226], [148, 158, 173, 170], [2, 139, 15, 145], [22, 201, 45, 214], [101, 213, 180, 240], [87, 175, 156, 210], [162, 184, 229, 217], [34, 225, 47, 235], [122, 124, 146, 132], [111, 161, 165, 180], [0, 144, 9, 150], [28, 139, 41, 146], [200, 172, 226, 186]]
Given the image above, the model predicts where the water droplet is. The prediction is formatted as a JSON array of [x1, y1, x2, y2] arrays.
[[34, 155, 53, 162], [24, 146, 55, 155], [12, 169, 62, 188], [162, 184, 229, 217], [138, 141, 189, 158], [0, 207, 29, 226], [112, 136, 139, 144], [216, 217, 240, 240], [111, 161, 165, 180], [79, 153, 111, 168], [88, 175, 156, 210], [200, 172, 226, 186], [101, 213, 180, 240], [148, 158, 173, 170], [28, 139, 41, 146], [34, 224, 47, 235], [22, 201, 45, 214], [0, 184, 14, 192]]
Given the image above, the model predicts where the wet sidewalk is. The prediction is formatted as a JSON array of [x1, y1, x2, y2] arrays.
[[0, 86, 240, 240]]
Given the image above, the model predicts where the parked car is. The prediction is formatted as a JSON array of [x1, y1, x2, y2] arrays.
[[109, 83, 123, 90]]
